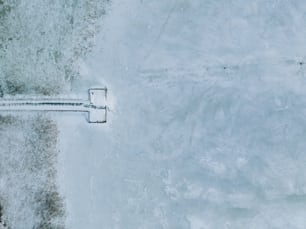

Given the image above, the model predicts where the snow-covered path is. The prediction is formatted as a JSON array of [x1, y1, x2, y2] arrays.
[[58, 1, 306, 229]]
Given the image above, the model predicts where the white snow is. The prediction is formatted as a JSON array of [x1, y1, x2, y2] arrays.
[[57, 1, 306, 229], [0, 1, 108, 228]]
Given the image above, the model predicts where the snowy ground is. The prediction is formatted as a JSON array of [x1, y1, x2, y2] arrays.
[[0, 1, 108, 228], [58, 1, 306, 229], [2, 0, 306, 229]]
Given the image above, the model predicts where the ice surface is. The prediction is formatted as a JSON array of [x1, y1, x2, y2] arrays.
[[57, 1, 306, 229]]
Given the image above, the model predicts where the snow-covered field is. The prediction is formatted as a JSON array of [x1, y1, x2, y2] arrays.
[[2, 0, 306, 228]]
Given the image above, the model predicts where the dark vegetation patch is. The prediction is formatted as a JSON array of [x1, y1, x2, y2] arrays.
[[26, 117, 58, 172], [5, 79, 26, 95], [0, 117, 65, 229], [28, 118, 65, 229], [34, 190, 65, 229], [0, 0, 14, 18], [0, 201, 9, 228], [0, 115, 15, 126]]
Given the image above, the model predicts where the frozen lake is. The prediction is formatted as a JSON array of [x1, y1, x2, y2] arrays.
[[2, 0, 306, 228], [59, 1, 306, 228]]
